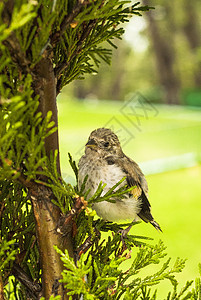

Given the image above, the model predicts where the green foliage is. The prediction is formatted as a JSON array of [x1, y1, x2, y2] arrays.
[[54, 239, 200, 300], [45, 152, 76, 214], [68, 152, 79, 183], [1, 1, 200, 299], [0, 1, 36, 43], [0, 0, 151, 92], [0, 1, 152, 297], [51, 156, 200, 300], [0, 240, 17, 273], [52, 0, 151, 89], [0, 180, 40, 299], [65, 0, 201, 103], [191, 265, 201, 300], [0, 75, 57, 181]]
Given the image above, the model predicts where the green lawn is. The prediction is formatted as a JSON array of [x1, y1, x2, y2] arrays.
[[57, 96, 201, 176], [130, 166, 201, 297], [57, 94, 201, 296]]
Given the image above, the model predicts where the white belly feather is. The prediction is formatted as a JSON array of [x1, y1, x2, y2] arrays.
[[78, 158, 141, 222]]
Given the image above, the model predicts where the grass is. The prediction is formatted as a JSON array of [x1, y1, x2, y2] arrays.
[[57, 93, 201, 295], [129, 166, 201, 297], [57, 95, 201, 175]]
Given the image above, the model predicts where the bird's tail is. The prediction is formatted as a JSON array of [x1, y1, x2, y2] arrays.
[[150, 220, 162, 232]]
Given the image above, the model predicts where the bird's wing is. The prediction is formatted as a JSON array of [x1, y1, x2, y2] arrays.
[[115, 155, 162, 231]]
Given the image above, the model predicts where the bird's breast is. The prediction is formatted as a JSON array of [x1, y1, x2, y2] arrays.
[[78, 156, 141, 222], [78, 157, 125, 197]]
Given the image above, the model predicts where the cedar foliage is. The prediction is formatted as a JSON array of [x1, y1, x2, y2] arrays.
[[0, 1, 200, 299]]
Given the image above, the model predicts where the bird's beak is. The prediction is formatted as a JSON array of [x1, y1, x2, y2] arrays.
[[86, 139, 97, 148]]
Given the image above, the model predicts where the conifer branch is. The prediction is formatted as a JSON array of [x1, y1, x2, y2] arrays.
[[17, 173, 35, 189], [2, 1, 191, 299], [50, 0, 89, 47], [3, 33, 32, 75], [12, 263, 42, 300], [1, 0, 14, 26], [0, 157, 36, 189], [55, 18, 97, 94]]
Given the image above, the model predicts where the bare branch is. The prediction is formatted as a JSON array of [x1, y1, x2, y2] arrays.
[[57, 196, 87, 237], [12, 263, 42, 300]]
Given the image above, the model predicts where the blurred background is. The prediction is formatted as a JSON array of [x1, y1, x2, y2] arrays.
[[58, 0, 201, 296]]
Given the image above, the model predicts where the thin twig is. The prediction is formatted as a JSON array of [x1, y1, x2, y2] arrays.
[[3, 33, 33, 76], [55, 19, 97, 94], [75, 228, 100, 263], [57, 196, 87, 237], [0, 158, 36, 189], [12, 263, 42, 300], [55, 19, 96, 77], [50, 0, 89, 47]]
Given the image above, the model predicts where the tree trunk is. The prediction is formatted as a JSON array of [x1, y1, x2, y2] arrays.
[[31, 58, 74, 299], [183, 0, 201, 87], [143, 1, 181, 104]]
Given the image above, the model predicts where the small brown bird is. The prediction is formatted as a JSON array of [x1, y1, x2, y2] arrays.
[[78, 128, 162, 232]]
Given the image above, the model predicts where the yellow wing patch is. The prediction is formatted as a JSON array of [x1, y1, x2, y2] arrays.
[[130, 185, 142, 199]]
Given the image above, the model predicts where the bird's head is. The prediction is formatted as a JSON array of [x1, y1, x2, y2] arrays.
[[85, 128, 123, 157]]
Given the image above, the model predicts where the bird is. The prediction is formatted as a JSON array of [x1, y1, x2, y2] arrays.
[[78, 128, 162, 233]]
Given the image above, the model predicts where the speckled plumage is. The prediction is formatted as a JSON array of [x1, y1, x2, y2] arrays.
[[78, 128, 162, 231]]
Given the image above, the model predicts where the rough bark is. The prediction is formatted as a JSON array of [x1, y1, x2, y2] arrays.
[[32, 57, 61, 174], [143, 1, 181, 104], [31, 57, 74, 299], [30, 185, 72, 299]]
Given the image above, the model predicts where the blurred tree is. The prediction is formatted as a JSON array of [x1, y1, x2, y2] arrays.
[[68, 37, 158, 101], [142, 0, 181, 105], [65, 1, 201, 105], [73, 39, 132, 100], [182, 0, 201, 88]]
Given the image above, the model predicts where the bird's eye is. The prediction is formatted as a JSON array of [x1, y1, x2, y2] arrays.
[[104, 142, 109, 147]]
